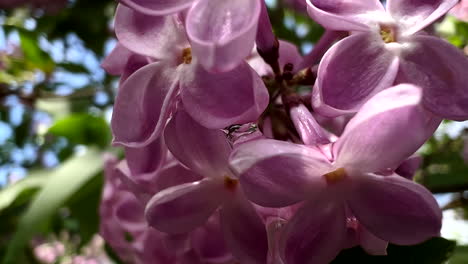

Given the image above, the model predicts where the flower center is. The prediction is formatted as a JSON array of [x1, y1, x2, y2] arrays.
[[324, 168, 346, 184], [182, 48, 192, 64], [224, 176, 238, 191], [379, 25, 396, 43]]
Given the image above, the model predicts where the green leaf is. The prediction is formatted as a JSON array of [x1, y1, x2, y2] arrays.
[[418, 135, 468, 193], [0, 172, 48, 213], [332, 237, 456, 264], [450, 246, 468, 264], [56, 63, 90, 74], [1, 149, 103, 264], [16, 29, 55, 73], [48, 113, 111, 148]]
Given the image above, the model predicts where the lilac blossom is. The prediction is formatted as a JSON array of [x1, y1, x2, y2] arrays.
[[307, 0, 468, 120], [118, 0, 261, 73], [100, 154, 237, 264], [230, 85, 442, 263], [144, 109, 269, 264], [108, 5, 269, 147]]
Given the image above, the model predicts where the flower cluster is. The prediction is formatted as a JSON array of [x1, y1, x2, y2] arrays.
[[101, 0, 468, 263]]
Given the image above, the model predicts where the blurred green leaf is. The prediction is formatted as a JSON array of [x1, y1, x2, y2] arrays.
[[66, 172, 103, 247], [48, 113, 111, 148], [450, 246, 468, 264], [17, 29, 55, 73], [332, 237, 456, 264], [56, 62, 90, 74], [0, 172, 48, 213], [1, 149, 103, 264], [418, 135, 468, 193]]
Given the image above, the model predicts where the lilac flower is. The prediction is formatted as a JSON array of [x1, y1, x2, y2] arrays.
[[307, 0, 468, 120], [118, 0, 261, 72], [248, 40, 303, 77], [110, 5, 268, 147], [100, 154, 235, 264], [101, 43, 150, 83], [230, 84, 442, 263], [144, 109, 269, 264]]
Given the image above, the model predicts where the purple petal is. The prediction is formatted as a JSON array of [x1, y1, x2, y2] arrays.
[[186, 0, 261, 72], [248, 40, 302, 77], [164, 109, 231, 178], [220, 196, 268, 264], [396, 35, 468, 120], [125, 137, 166, 175], [306, 0, 386, 31], [348, 174, 442, 245], [117, 159, 203, 203], [388, 0, 458, 35], [115, 5, 188, 60], [191, 213, 233, 263], [111, 62, 179, 147], [334, 84, 441, 173], [279, 198, 347, 264], [290, 104, 331, 145], [395, 155, 422, 179], [180, 62, 269, 129], [230, 139, 331, 207], [119, 0, 195, 16], [101, 43, 133, 75], [145, 179, 224, 234], [114, 192, 147, 231], [153, 161, 204, 192], [357, 224, 388, 255], [312, 32, 399, 117]]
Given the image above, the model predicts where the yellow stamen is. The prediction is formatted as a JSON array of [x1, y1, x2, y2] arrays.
[[182, 48, 192, 64], [324, 168, 346, 184], [380, 26, 395, 43]]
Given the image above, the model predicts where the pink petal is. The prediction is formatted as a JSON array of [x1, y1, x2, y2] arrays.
[[119, 0, 195, 16], [279, 198, 347, 264], [180, 62, 269, 129], [248, 40, 303, 77], [388, 0, 458, 35], [348, 174, 442, 245], [114, 192, 147, 231], [145, 179, 224, 234], [230, 139, 331, 207], [290, 104, 331, 145], [111, 62, 179, 147], [396, 35, 468, 120], [357, 224, 388, 255], [306, 0, 386, 31], [125, 137, 166, 175], [312, 32, 399, 117], [220, 196, 268, 264], [186, 0, 261, 72], [153, 161, 204, 192], [191, 213, 233, 263], [101, 43, 150, 83], [115, 5, 188, 60], [395, 155, 422, 179], [164, 109, 231, 178], [334, 84, 441, 173], [101, 43, 133, 75]]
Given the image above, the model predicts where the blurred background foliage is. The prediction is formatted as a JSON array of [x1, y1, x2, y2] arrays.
[[0, 0, 467, 263]]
